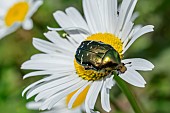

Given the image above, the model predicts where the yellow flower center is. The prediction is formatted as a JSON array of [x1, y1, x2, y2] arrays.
[[74, 33, 123, 81], [5, 2, 29, 26], [66, 86, 90, 109]]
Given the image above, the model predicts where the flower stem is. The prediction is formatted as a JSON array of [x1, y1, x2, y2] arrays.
[[114, 75, 143, 113]]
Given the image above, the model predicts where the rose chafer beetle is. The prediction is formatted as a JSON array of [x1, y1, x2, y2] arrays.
[[75, 40, 127, 74]]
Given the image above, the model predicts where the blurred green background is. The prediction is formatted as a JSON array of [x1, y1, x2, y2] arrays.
[[0, 0, 170, 113]]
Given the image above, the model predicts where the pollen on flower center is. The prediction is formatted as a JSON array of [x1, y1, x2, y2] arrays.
[[5, 2, 29, 26], [74, 33, 123, 81]]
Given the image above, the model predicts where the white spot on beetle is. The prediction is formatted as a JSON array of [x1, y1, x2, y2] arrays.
[[81, 54, 84, 64]]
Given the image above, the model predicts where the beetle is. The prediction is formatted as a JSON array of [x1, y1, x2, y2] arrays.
[[75, 40, 127, 74]]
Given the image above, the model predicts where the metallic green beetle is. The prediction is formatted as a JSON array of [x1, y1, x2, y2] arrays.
[[75, 40, 127, 74]]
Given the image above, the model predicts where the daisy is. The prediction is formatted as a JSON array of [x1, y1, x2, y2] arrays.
[[26, 96, 85, 113], [22, 0, 154, 113], [0, 0, 43, 39]]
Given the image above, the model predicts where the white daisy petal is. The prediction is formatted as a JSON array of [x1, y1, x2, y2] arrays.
[[122, 0, 137, 31], [30, 53, 74, 62], [21, 61, 74, 70], [122, 58, 154, 71], [23, 70, 74, 79], [40, 80, 87, 110], [0, 23, 20, 39], [23, 70, 51, 79], [121, 21, 134, 42], [26, 0, 43, 18], [44, 31, 76, 49], [32, 38, 60, 54], [27, 99, 84, 113], [123, 25, 154, 53], [83, 0, 103, 33], [33, 38, 75, 54], [22, 72, 75, 97], [0, 28, 8, 39], [65, 7, 89, 33], [101, 81, 111, 112], [131, 12, 139, 22], [68, 81, 91, 109], [22, 19, 33, 30], [85, 80, 103, 113], [115, 0, 133, 36], [22, 78, 45, 97], [35, 77, 82, 102], [0, 0, 42, 39], [22, 58, 73, 67], [106, 0, 118, 33], [105, 75, 115, 89], [53, 10, 86, 43], [119, 68, 146, 87], [26, 101, 42, 110], [26, 75, 78, 99], [89, 80, 103, 109]]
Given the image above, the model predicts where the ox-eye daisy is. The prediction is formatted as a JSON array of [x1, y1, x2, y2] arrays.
[[22, 0, 154, 113], [26, 96, 85, 113], [0, 0, 43, 39]]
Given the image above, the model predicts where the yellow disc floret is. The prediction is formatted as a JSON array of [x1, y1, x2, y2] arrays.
[[66, 86, 90, 109], [5, 2, 29, 26], [74, 33, 123, 81]]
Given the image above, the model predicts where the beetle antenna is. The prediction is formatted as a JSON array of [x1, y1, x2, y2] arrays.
[[124, 62, 132, 65]]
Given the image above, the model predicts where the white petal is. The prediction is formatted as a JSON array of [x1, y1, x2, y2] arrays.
[[65, 7, 89, 33], [22, 72, 75, 97], [44, 31, 76, 50], [121, 22, 134, 42], [30, 53, 73, 60], [104, 0, 118, 33], [122, 58, 154, 71], [26, 75, 78, 99], [23, 70, 51, 79], [0, 28, 8, 39], [83, 0, 103, 33], [0, 23, 20, 39], [33, 38, 60, 53], [105, 75, 115, 89], [40, 80, 87, 110], [33, 38, 75, 55], [22, 78, 45, 96], [131, 12, 139, 22], [22, 56, 73, 67], [123, 25, 143, 48], [53, 10, 86, 43], [123, 25, 154, 53], [68, 82, 91, 109], [119, 68, 146, 87], [23, 70, 74, 79], [115, 0, 133, 36], [85, 80, 103, 113], [21, 61, 74, 70], [101, 81, 111, 112], [22, 58, 72, 66], [122, 0, 137, 32], [89, 80, 103, 109], [22, 19, 33, 30], [26, 101, 42, 110], [27, 0, 43, 18], [35, 77, 82, 102]]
